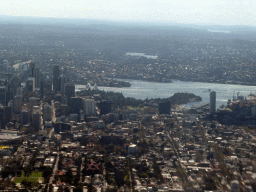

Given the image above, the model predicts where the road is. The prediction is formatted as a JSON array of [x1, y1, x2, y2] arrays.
[[48, 153, 59, 191]]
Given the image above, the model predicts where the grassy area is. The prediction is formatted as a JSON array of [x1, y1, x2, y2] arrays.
[[30, 171, 43, 177], [14, 178, 38, 183], [20, 171, 43, 178]]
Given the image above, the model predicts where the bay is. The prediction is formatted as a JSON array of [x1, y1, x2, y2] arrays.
[[76, 79, 256, 109]]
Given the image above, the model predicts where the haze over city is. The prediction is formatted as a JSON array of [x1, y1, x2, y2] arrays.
[[0, 0, 256, 25]]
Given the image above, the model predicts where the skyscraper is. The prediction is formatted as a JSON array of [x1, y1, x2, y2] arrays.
[[0, 87, 7, 106], [84, 99, 96, 115], [210, 91, 216, 115], [34, 67, 40, 88], [53, 65, 60, 92], [10, 76, 21, 96], [21, 110, 30, 125], [69, 97, 84, 114], [26, 77, 35, 93], [13, 95, 23, 114], [32, 110, 42, 131], [29, 97, 40, 114], [40, 80, 44, 99], [3, 60, 8, 73], [65, 84, 75, 106], [60, 75, 66, 96]]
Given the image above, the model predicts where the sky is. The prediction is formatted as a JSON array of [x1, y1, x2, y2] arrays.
[[1, 0, 256, 25]]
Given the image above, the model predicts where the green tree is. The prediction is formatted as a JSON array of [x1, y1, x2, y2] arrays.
[[21, 179, 33, 189]]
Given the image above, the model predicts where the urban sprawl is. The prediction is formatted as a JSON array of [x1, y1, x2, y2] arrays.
[[0, 23, 255, 192]]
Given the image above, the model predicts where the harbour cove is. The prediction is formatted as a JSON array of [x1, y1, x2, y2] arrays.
[[76, 79, 256, 109]]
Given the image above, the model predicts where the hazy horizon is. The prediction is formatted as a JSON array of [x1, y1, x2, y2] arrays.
[[1, 0, 256, 26]]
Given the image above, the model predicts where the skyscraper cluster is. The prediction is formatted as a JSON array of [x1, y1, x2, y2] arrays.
[[0, 61, 101, 131]]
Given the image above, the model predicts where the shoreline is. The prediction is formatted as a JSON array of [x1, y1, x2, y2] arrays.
[[105, 77, 256, 87]]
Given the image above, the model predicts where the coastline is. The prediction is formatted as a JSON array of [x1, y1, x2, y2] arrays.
[[105, 77, 256, 87]]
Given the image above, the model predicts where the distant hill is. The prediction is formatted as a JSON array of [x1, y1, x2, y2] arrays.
[[1, 15, 255, 37]]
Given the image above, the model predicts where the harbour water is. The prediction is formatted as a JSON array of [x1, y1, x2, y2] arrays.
[[76, 79, 256, 109]]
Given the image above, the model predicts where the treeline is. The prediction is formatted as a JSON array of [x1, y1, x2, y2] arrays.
[[77, 89, 202, 108], [161, 92, 202, 105], [77, 89, 144, 108]]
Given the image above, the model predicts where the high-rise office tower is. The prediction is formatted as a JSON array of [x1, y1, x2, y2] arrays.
[[16, 87, 24, 96], [4, 106, 12, 124], [3, 60, 8, 73], [65, 84, 75, 106], [60, 75, 66, 96], [0, 60, 8, 73], [10, 76, 21, 96], [34, 68, 40, 88], [32, 110, 41, 131], [0, 86, 7, 106], [210, 91, 216, 115], [26, 77, 35, 93], [30, 62, 35, 77], [69, 97, 84, 114], [21, 110, 30, 125], [84, 99, 96, 115], [29, 97, 40, 114], [40, 80, 44, 99], [0, 105, 4, 129], [53, 65, 60, 92], [13, 95, 23, 114]]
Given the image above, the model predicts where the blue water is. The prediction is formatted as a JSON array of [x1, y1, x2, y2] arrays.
[[76, 79, 256, 108]]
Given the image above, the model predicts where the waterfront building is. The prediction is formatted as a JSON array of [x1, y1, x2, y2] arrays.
[[210, 91, 216, 115]]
